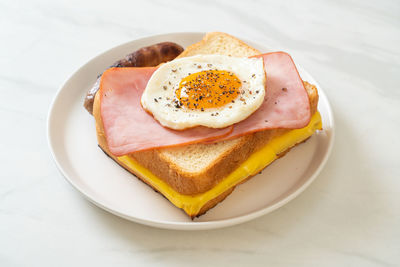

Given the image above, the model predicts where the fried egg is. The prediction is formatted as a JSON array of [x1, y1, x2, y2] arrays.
[[141, 55, 266, 130]]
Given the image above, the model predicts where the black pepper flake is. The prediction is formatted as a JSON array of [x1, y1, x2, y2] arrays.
[[252, 74, 256, 78], [282, 87, 287, 91], [265, 120, 268, 122], [154, 98, 158, 102], [163, 86, 167, 90], [172, 69, 177, 72], [201, 108, 204, 112], [274, 102, 277, 104], [256, 90, 259, 94]]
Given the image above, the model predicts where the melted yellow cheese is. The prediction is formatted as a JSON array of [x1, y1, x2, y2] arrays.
[[118, 112, 322, 216]]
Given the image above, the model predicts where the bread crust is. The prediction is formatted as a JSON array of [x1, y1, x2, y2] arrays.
[[176, 32, 260, 58]]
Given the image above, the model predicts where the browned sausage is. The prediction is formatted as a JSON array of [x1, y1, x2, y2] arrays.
[[84, 42, 184, 114]]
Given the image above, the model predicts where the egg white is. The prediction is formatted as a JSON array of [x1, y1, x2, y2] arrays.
[[141, 55, 266, 130]]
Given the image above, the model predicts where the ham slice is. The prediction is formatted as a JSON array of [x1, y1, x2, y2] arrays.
[[100, 52, 311, 155], [219, 52, 311, 140], [100, 67, 233, 156]]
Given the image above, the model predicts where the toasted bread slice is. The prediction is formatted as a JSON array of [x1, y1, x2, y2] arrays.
[[177, 32, 260, 58], [93, 32, 320, 217]]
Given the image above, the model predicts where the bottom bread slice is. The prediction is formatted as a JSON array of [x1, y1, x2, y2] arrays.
[[100, 112, 322, 218]]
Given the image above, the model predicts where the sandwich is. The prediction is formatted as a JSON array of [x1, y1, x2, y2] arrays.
[[90, 32, 322, 218]]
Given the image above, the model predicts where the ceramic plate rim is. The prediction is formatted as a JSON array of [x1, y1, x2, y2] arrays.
[[47, 32, 335, 230]]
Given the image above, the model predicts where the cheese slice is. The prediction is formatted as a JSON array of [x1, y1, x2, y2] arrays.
[[118, 112, 322, 216]]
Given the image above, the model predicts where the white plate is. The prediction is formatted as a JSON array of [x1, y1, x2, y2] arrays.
[[47, 32, 334, 230]]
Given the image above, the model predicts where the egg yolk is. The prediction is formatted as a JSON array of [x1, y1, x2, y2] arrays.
[[175, 70, 241, 110]]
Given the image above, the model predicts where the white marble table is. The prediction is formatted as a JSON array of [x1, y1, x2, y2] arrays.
[[1, 0, 399, 266]]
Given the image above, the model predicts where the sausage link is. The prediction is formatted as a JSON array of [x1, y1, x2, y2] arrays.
[[84, 42, 184, 114]]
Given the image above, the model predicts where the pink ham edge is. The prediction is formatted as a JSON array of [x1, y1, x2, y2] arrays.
[[100, 67, 233, 156], [215, 51, 311, 141]]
